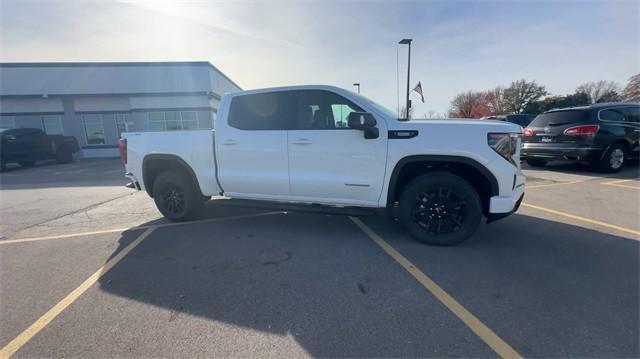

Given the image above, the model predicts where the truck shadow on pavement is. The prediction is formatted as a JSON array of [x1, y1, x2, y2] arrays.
[[98, 210, 639, 357]]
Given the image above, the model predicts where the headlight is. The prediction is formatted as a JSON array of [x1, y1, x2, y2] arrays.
[[488, 132, 520, 165]]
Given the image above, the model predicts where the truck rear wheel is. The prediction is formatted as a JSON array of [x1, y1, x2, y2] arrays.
[[153, 171, 204, 221], [398, 172, 482, 246]]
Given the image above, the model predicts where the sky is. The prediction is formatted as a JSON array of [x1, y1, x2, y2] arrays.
[[1, 0, 638, 116]]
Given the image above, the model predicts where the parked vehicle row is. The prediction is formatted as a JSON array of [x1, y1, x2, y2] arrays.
[[122, 85, 525, 246], [481, 114, 536, 127], [0, 128, 79, 171], [522, 103, 639, 172]]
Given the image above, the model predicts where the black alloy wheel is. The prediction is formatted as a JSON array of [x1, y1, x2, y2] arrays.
[[398, 172, 482, 246], [411, 186, 467, 235], [153, 171, 204, 221]]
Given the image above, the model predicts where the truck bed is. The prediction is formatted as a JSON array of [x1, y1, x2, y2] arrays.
[[122, 130, 222, 196]]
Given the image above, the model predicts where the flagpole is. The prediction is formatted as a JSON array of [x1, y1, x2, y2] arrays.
[[405, 41, 411, 120], [399, 38, 412, 121], [396, 47, 400, 119]]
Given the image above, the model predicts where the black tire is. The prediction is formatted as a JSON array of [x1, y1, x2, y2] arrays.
[[55, 147, 73, 164], [19, 161, 36, 167], [526, 159, 547, 167], [398, 172, 482, 246], [153, 171, 204, 221], [0, 158, 6, 172], [596, 144, 626, 173]]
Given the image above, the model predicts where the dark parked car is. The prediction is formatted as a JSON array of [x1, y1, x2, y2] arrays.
[[522, 103, 639, 172], [481, 114, 536, 127], [0, 128, 79, 171]]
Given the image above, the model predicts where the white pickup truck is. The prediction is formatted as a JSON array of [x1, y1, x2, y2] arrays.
[[121, 85, 525, 245]]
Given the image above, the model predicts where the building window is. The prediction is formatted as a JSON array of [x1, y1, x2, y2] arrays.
[[42, 115, 64, 135], [83, 114, 106, 145], [145, 111, 199, 131], [2, 114, 64, 134], [115, 114, 127, 139], [0, 115, 16, 129]]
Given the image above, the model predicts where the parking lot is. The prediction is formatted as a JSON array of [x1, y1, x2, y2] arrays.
[[1, 159, 638, 358]]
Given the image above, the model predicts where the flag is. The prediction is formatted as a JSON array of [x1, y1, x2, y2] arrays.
[[412, 81, 425, 103]]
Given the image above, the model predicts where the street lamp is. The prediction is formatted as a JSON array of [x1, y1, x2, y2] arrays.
[[399, 38, 412, 120], [353, 83, 360, 94]]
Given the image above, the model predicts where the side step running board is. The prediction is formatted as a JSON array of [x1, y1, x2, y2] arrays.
[[217, 199, 377, 217]]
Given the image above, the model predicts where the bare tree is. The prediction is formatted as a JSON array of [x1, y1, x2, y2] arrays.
[[484, 86, 506, 115], [623, 74, 640, 102], [503, 79, 547, 114], [449, 91, 488, 118], [399, 105, 414, 120], [576, 81, 622, 103]]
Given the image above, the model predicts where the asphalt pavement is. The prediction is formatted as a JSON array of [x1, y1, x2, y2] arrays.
[[0, 158, 638, 358]]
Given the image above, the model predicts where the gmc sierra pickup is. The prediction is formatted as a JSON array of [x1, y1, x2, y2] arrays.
[[121, 85, 525, 245]]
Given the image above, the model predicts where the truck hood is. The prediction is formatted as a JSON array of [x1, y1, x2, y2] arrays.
[[397, 118, 523, 133]]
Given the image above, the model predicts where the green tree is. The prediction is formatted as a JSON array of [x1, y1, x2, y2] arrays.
[[503, 79, 547, 114]]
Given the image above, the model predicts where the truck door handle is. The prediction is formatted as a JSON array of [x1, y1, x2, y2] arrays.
[[291, 138, 313, 145], [221, 139, 237, 146]]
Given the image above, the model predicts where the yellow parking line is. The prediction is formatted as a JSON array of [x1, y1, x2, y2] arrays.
[[601, 179, 640, 190], [350, 217, 522, 359], [522, 203, 640, 237], [0, 211, 284, 245], [0, 228, 156, 358], [526, 180, 586, 189]]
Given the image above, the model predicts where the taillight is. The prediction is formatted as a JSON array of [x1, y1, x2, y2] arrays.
[[523, 128, 534, 137], [563, 125, 599, 136], [118, 138, 127, 164]]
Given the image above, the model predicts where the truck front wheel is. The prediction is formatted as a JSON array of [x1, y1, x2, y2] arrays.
[[398, 172, 482, 246], [153, 171, 204, 221]]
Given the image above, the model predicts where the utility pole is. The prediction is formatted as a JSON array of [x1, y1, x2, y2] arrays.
[[399, 38, 413, 120], [353, 83, 360, 94]]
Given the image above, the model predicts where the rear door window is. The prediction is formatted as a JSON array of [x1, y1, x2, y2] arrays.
[[228, 92, 296, 130], [599, 108, 626, 122], [529, 110, 588, 127], [623, 106, 639, 123]]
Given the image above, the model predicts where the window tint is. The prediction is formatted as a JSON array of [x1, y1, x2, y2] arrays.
[[229, 92, 295, 130], [624, 106, 639, 123], [599, 108, 626, 122], [529, 110, 588, 127], [295, 90, 363, 129]]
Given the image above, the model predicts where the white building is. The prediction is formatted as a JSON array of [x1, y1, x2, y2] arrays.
[[0, 62, 242, 157]]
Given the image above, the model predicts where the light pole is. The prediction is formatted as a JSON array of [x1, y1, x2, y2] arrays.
[[353, 83, 360, 94], [399, 38, 412, 120]]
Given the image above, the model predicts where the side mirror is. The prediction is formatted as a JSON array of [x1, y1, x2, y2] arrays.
[[347, 112, 378, 139], [348, 112, 377, 129]]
